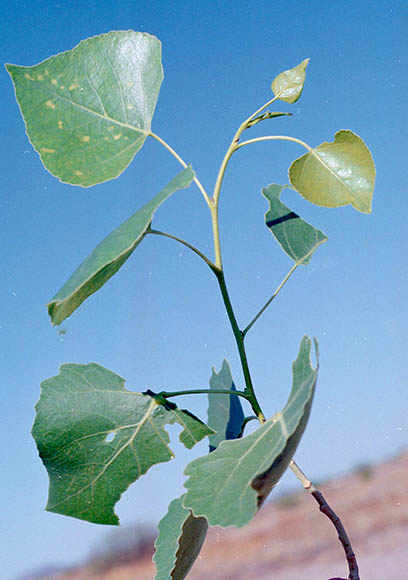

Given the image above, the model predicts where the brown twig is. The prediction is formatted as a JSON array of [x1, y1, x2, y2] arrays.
[[311, 490, 360, 580], [289, 461, 359, 580]]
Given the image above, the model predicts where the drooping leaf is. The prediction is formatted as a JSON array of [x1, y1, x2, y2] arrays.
[[183, 337, 318, 528], [47, 166, 194, 325], [153, 495, 208, 580], [207, 360, 245, 451], [263, 183, 327, 265], [6, 30, 163, 186], [289, 130, 375, 213], [271, 59, 309, 104], [31, 362, 213, 525]]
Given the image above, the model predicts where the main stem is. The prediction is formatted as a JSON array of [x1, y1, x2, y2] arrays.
[[214, 269, 265, 422]]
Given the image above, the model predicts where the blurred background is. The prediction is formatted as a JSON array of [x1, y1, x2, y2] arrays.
[[1, 1, 406, 578]]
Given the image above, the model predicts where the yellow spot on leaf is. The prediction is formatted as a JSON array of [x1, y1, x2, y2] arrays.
[[58, 120, 64, 129], [74, 170, 83, 176], [24, 73, 33, 80], [37, 74, 44, 81], [60, 85, 65, 90], [81, 136, 90, 142], [113, 133, 122, 141], [51, 79, 58, 86], [45, 100, 56, 110], [41, 147, 56, 154], [126, 81, 134, 88], [69, 83, 79, 91], [126, 104, 134, 110]]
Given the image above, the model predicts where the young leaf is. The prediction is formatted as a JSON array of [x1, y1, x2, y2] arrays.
[[263, 183, 327, 265], [183, 336, 318, 528], [271, 59, 309, 104], [207, 360, 245, 451], [31, 362, 213, 525], [47, 166, 195, 326], [289, 130, 375, 213], [153, 495, 208, 580], [6, 30, 163, 186]]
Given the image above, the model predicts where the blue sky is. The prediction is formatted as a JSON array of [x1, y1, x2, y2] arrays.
[[1, 1, 406, 578]]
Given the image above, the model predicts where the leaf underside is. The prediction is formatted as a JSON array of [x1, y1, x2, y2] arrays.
[[153, 496, 208, 580], [47, 166, 195, 325], [263, 183, 327, 265], [183, 336, 318, 528], [6, 30, 163, 186], [32, 362, 212, 525], [207, 360, 245, 451], [289, 130, 376, 213]]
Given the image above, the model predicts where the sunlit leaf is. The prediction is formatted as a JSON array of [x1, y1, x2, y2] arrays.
[[263, 183, 327, 265], [153, 495, 208, 580], [271, 59, 309, 103], [207, 360, 245, 451], [47, 166, 194, 325], [6, 30, 163, 186], [289, 130, 375, 213], [32, 362, 213, 525], [183, 337, 318, 527]]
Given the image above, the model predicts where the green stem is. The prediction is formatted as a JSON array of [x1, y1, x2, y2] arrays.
[[236, 134, 313, 152], [149, 131, 211, 207], [160, 388, 251, 401], [214, 269, 265, 422], [147, 228, 217, 272], [242, 264, 299, 337]]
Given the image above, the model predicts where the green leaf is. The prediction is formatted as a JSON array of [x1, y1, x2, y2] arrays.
[[263, 183, 327, 265], [153, 495, 208, 580], [271, 59, 309, 104], [47, 166, 195, 325], [289, 130, 375, 213], [207, 360, 245, 451], [31, 362, 213, 525], [183, 337, 318, 528], [6, 30, 163, 186]]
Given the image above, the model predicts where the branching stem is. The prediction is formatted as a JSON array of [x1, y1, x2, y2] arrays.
[[290, 460, 360, 580], [160, 388, 251, 401], [147, 228, 217, 271], [149, 131, 211, 206], [243, 263, 299, 337], [214, 269, 265, 422], [236, 134, 313, 152]]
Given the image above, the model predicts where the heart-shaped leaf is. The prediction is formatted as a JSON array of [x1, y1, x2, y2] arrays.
[[6, 30, 163, 186], [153, 495, 208, 580], [289, 130, 375, 213], [32, 362, 213, 525], [271, 59, 309, 103], [183, 337, 318, 528], [207, 360, 245, 452], [263, 183, 327, 265], [47, 166, 194, 325]]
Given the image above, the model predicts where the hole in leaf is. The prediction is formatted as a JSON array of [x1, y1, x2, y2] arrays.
[[105, 432, 116, 443]]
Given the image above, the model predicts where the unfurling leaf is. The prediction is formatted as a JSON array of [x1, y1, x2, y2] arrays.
[[6, 30, 162, 186], [207, 360, 245, 451], [289, 130, 375, 213], [47, 166, 195, 325], [32, 363, 213, 525], [271, 59, 309, 103], [263, 183, 327, 265], [183, 337, 318, 528], [154, 496, 208, 580]]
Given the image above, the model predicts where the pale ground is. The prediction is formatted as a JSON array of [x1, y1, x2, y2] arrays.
[[40, 452, 408, 580]]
